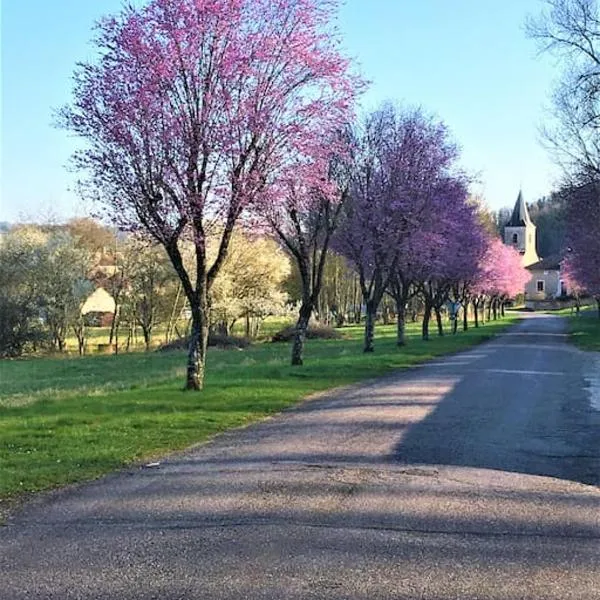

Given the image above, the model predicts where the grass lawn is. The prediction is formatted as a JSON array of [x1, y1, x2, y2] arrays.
[[0, 316, 518, 514], [567, 307, 600, 352]]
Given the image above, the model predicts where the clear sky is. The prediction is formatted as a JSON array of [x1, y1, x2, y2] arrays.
[[1, 0, 559, 223]]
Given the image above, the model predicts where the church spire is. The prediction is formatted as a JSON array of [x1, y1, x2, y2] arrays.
[[506, 190, 532, 227]]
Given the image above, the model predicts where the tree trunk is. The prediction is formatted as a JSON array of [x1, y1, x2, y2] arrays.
[[382, 304, 391, 325], [422, 302, 432, 341], [473, 300, 479, 328], [492, 299, 498, 320], [142, 327, 152, 352], [77, 323, 85, 356], [165, 284, 182, 344], [486, 301, 492, 322], [186, 297, 210, 391], [112, 308, 121, 353], [56, 328, 66, 353], [597, 298, 600, 319], [434, 307, 444, 336], [126, 320, 133, 352], [396, 300, 406, 347], [109, 305, 118, 345], [77, 331, 85, 356], [291, 302, 312, 366], [463, 301, 468, 331], [364, 300, 376, 352]]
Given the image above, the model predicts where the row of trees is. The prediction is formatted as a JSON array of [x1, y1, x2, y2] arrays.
[[60, 0, 528, 390], [0, 221, 292, 357], [0, 208, 526, 360], [528, 0, 600, 315]]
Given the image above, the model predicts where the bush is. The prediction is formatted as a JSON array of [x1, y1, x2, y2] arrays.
[[157, 333, 251, 352], [271, 323, 342, 342], [0, 297, 47, 358]]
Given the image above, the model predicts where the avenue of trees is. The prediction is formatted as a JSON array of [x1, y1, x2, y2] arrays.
[[18, 0, 529, 389], [528, 0, 600, 316], [0, 210, 526, 362]]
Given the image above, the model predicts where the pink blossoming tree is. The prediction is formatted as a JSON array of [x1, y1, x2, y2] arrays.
[[336, 105, 469, 351], [60, 0, 358, 389], [474, 238, 530, 323], [564, 182, 600, 317], [410, 190, 485, 340], [264, 130, 354, 365]]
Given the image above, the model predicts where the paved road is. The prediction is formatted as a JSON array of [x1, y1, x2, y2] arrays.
[[1, 314, 599, 599]]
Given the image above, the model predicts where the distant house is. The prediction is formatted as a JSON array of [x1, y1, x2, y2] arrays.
[[503, 192, 567, 309], [81, 287, 115, 326]]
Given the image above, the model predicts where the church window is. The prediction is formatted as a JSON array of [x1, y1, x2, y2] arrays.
[[512, 233, 518, 245], [537, 280, 545, 292]]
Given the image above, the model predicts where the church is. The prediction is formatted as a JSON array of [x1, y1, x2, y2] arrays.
[[503, 191, 566, 309]]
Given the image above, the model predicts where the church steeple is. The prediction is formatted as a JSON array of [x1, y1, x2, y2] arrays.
[[506, 190, 533, 227], [504, 190, 539, 267]]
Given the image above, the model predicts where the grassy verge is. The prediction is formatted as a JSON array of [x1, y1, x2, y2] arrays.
[[567, 308, 600, 352], [0, 316, 518, 513]]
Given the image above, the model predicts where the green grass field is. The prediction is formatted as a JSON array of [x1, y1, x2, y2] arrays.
[[0, 316, 518, 514], [567, 307, 600, 352]]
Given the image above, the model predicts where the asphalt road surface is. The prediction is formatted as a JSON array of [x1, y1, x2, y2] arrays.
[[1, 314, 599, 599]]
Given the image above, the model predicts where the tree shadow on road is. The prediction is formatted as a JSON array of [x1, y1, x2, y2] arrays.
[[392, 362, 600, 488]]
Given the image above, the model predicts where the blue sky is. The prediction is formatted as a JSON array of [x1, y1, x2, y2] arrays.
[[1, 0, 559, 222]]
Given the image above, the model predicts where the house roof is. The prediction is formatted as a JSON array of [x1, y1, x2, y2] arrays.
[[506, 191, 533, 227], [81, 287, 116, 315], [526, 254, 562, 271]]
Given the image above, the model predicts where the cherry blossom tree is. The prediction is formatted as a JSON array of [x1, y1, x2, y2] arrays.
[[474, 238, 529, 323], [60, 0, 358, 389], [561, 255, 587, 313], [564, 182, 600, 316], [337, 106, 464, 352], [263, 131, 353, 365], [411, 193, 485, 340]]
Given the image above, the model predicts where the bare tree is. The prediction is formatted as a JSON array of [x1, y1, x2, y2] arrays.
[[527, 0, 600, 178]]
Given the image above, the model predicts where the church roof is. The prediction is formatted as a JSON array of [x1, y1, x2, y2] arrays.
[[526, 254, 562, 271], [506, 191, 533, 227]]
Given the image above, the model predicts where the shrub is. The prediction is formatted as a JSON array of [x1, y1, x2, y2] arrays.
[[157, 333, 251, 352], [0, 297, 47, 358], [271, 323, 342, 343]]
